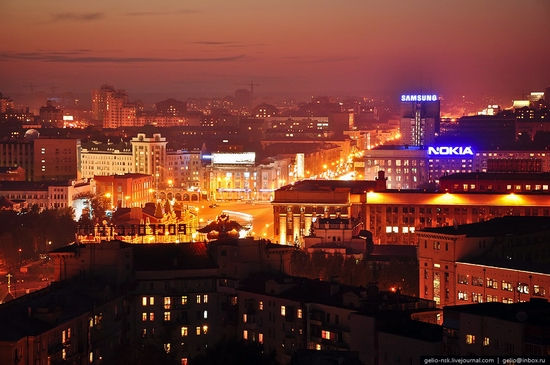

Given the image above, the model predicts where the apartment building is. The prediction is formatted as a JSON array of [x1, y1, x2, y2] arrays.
[[418, 216, 550, 307], [443, 299, 550, 356]]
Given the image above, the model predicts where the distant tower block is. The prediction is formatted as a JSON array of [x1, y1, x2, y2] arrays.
[[400, 93, 440, 147]]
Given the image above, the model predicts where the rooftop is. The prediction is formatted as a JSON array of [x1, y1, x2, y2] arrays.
[[133, 242, 218, 271], [444, 299, 550, 326], [418, 216, 550, 237], [277, 179, 380, 194], [440, 172, 550, 181]]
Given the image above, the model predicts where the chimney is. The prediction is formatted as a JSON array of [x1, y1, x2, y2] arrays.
[[330, 276, 340, 296]]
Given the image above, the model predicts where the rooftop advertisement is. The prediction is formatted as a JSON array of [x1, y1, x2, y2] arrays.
[[427, 146, 473, 156], [212, 152, 255, 165], [401, 94, 438, 102]]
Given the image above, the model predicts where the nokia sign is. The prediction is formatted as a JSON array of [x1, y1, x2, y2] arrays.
[[401, 94, 438, 102], [428, 146, 474, 156]]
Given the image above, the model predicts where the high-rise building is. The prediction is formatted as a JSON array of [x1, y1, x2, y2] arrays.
[[130, 132, 167, 190], [91, 84, 116, 121], [234, 89, 251, 113], [91, 84, 137, 128], [0, 92, 14, 112], [400, 94, 440, 147]]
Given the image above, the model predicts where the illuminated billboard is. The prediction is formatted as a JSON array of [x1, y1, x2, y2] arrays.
[[428, 146, 473, 156], [212, 152, 255, 165], [401, 94, 438, 102]]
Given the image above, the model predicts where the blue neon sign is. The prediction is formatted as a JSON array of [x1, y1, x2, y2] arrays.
[[428, 146, 473, 156]]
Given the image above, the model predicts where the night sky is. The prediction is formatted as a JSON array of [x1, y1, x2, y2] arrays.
[[2, 0, 550, 101]]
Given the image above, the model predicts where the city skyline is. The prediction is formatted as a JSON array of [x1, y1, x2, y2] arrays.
[[2, 0, 550, 102]]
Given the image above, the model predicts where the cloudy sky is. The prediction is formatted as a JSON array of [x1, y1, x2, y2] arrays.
[[2, 0, 549, 101]]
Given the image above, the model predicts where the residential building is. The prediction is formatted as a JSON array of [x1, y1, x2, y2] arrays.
[[80, 140, 133, 178], [417, 216, 550, 307], [33, 137, 81, 181], [237, 274, 438, 365], [0, 138, 34, 180], [39, 100, 63, 128], [0, 280, 125, 365], [442, 299, 550, 356]]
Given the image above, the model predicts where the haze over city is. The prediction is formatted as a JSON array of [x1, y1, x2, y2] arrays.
[[2, 0, 550, 103]]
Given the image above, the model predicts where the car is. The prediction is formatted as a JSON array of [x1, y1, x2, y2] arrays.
[[209, 203, 218, 208]]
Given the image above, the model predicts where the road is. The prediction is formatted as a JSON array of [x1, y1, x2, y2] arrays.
[[195, 201, 275, 241]]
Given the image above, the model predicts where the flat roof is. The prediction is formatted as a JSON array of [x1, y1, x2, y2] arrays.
[[418, 216, 550, 237]]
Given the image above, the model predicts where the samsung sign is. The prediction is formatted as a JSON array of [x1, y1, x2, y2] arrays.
[[428, 146, 473, 156], [401, 94, 438, 102]]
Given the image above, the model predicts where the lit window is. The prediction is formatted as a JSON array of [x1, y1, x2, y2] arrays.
[[149, 297, 154, 306], [466, 334, 476, 344], [297, 309, 302, 319], [483, 337, 490, 346], [164, 312, 171, 321], [243, 330, 248, 340], [149, 313, 155, 321], [203, 310, 208, 319], [196, 327, 201, 335], [142, 312, 147, 321], [142, 296, 147, 306], [321, 330, 331, 340], [316, 344, 321, 350], [164, 297, 172, 309], [518, 283, 529, 294], [243, 314, 248, 323], [196, 295, 201, 304], [164, 343, 171, 353], [181, 327, 188, 336], [203, 325, 208, 334], [181, 296, 188, 305], [259, 301, 264, 310], [203, 295, 208, 303], [258, 333, 263, 344]]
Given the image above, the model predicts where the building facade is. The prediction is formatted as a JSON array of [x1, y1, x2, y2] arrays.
[[417, 217, 550, 308], [272, 179, 550, 246], [93, 173, 154, 209], [0, 179, 92, 214], [400, 94, 440, 147], [364, 146, 550, 189], [33, 137, 81, 181]]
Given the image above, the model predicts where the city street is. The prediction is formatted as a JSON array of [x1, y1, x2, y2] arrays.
[[196, 201, 275, 242]]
